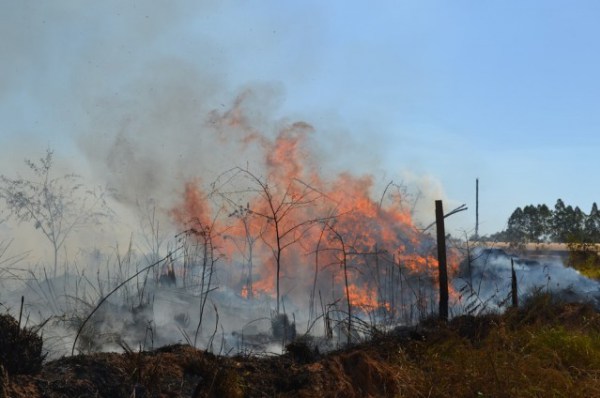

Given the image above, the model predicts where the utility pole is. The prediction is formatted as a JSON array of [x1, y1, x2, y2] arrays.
[[475, 178, 479, 239]]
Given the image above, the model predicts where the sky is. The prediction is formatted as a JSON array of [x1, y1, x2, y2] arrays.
[[2, 0, 600, 238]]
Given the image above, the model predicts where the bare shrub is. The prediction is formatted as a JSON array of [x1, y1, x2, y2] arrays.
[[0, 313, 45, 375]]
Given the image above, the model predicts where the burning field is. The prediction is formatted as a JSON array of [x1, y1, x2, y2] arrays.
[[2, 88, 600, 367], [58, 93, 458, 357], [0, 79, 473, 365], [2, 55, 600, 398], [4, 2, 600, 396], [2, 137, 600, 398], [162, 111, 449, 341], [2, 94, 600, 397], [1, 292, 600, 397]]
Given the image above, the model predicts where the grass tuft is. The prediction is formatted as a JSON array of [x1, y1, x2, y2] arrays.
[[0, 313, 45, 375]]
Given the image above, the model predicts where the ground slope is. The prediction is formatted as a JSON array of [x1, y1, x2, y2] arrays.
[[2, 294, 600, 398]]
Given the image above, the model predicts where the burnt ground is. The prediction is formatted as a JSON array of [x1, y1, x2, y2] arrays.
[[4, 337, 417, 398], [2, 295, 600, 398]]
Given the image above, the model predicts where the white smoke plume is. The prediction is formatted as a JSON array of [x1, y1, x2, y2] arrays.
[[0, 1, 467, 360], [453, 248, 600, 314]]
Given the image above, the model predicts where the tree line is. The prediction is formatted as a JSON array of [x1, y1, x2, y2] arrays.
[[484, 199, 600, 244]]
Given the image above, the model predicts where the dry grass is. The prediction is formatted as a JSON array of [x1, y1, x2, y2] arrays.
[[404, 293, 600, 398], [2, 293, 600, 397], [0, 313, 45, 375], [568, 249, 600, 280]]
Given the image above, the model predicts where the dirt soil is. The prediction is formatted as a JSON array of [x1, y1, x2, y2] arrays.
[[2, 334, 420, 398], [2, 298, 600, 397]]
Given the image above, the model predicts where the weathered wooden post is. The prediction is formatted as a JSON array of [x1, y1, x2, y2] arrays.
[[435, 200, 449, 321]]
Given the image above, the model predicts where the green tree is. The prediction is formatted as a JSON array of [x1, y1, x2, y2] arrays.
[[506, 204, 552, 243], [536, 204, 553, 241], [584, 202, 600, 242], [552, 199, 585, 242], [506, 207, 526, 244], [521, 205, 541, 242]]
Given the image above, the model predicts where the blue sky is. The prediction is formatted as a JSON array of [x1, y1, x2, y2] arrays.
[[1, 1, 600, 236]]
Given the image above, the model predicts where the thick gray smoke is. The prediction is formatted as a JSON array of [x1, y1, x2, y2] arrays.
[[453, 248, 600, 314], [0, 1, 463, 360]]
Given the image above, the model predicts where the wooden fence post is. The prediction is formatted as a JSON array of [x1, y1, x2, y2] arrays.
[[435, 200, 449, 321]]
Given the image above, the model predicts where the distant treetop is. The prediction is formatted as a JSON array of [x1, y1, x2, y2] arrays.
[[480, 199, 600, 244]]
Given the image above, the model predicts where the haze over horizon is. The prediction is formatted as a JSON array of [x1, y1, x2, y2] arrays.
[[2, 1, 600, 247]]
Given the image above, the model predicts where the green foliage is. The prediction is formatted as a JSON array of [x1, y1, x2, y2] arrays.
[[506, 204, 552, 244], [553, 199, 586, 242], [497, 199, 600, 244], [585, 202, 600, 242], [525, 326, 600, 370], [408, 295, 600, 397], [566, 242, 600, 280], [576, 260, 600, 280]]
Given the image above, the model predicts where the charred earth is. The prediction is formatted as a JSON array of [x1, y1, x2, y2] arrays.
[[1, 293, 600, 398]]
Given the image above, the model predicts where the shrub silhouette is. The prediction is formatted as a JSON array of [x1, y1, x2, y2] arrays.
[[0, 314, 45, 375]]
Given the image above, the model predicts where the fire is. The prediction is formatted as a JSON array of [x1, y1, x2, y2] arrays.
[[346, 284, 380, 309], [170, 180, 211, 227], [170, 93, 460, 322]]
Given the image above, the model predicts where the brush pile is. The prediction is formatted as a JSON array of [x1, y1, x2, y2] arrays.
[[0, 314, 45, 376]]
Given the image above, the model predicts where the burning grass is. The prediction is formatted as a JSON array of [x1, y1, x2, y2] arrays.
[[2, 292, 599, 397]]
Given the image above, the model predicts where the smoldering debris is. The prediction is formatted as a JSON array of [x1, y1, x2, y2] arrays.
[[454, 247, 600, 314]]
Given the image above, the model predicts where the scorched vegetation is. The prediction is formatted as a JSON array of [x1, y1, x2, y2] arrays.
[[0, 292, 599, 397]]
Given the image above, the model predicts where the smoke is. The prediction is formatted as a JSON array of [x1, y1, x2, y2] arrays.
[[0, 1, 454, 244], [0, 1, 469, 359], [454, 248, 600, 313]]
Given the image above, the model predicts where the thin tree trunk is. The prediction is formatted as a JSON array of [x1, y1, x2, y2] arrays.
[[342, 247, 351, 345], [275, 220, 282, 314], [53, 242, 59, 278]]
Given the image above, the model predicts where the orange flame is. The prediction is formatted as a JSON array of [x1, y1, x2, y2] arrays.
[[170, 93, 460, 319]]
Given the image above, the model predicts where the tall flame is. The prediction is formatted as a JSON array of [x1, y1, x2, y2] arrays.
[[170, 93, 458, 321]]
